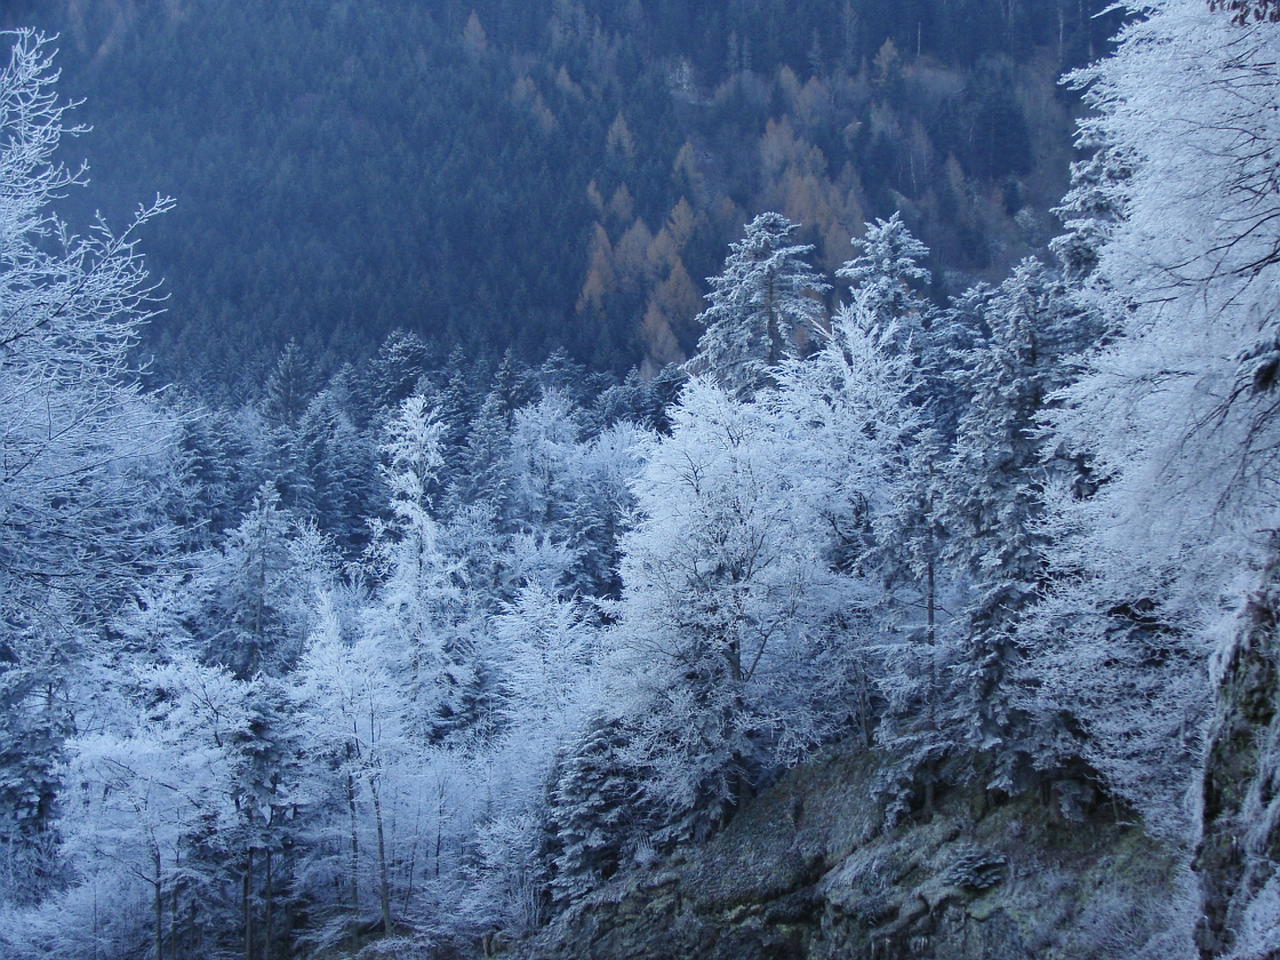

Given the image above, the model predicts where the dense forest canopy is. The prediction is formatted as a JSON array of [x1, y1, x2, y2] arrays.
[[2, 0, 1118, 394], [3, 2, 1280, 960]]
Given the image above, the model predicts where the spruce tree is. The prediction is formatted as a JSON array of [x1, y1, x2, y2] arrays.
[[546, 716, 648, 911], [837, 212, 932, 346], [939, 259, 1077, 792], [262, 341, 313, 428], [687, 212, 829, 398]]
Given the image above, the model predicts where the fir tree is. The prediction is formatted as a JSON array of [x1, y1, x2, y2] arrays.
[[837, 212, 932, 347], [687, 212, 829, 398], [368, 395, 495, 745], [205, 484, 303, 679], [939, 258, 1076, 793], [1048, 118, 1132, 284], [262, 341, 314, 428], [545, 715, 649, 911]]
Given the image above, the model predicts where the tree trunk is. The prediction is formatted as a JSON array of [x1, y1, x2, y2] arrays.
[[434, 800, 444, 879], [924, 490, 940, 817], [152, 846, 164, 960], [371, 785, 393, 935], [263, 848, 273, 960], [154, 880, 164, 960], [345, 770, 360, 951], [243, 847, 254, 960], [171, 868, 180, 959]]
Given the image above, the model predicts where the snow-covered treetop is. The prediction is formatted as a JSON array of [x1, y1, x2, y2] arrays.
[[687, 211, 829, 398]]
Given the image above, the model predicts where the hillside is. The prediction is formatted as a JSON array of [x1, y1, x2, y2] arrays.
[[3, 0, 1117, 390], [525, 748, 1193, 960], [3, 4, 1279, 960]]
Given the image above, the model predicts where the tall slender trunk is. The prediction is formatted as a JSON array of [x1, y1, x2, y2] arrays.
[[924, 551, 938, 814], [171, 867, 180, 959], [152, 846, 164, 960], [243, 847, 254, 960], [346, 770, 360, 921], [434, 798, 444, 880], [263, 848, 273, 960], [371, 785, 392, 934], [401, 804, 422, 915]]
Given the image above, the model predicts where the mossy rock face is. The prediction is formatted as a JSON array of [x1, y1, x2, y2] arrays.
[[520, 748, 1190, 960], [1195, 553, 1280, 960]]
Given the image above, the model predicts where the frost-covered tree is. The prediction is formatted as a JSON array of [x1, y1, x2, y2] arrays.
[[1028, 0, 1280, 824], [293, 625, 403, 937], [687, 212, 829, 398], [494, 585, 595, 740], [832, 219, 954, 648], [609, 380, 855, 840], [296, 389, 376, 554], [544, 714, 649, 911], [447, 388, 514, 518], [770, 293, 922, 591], [0, 29, 174, 865], [224, 675, 307, 960], [458, 588, 604, 931], [201, 484, 302, 678], [62, 659, 253, 960], [562, 421, 648, 598], [1051, 0, 1280, 574], [165, 405, 262, 550], [837, 213, 932, 347], [489, 585, 599, 801], [1048, 117, 1133, 286], [262, 340, 313, 428], [940, 258, 1078, 794], [505, 390, 585, 549], [367, 395, 494, 744], [492, 392, 648, 599], [365, 329, 435, 415]]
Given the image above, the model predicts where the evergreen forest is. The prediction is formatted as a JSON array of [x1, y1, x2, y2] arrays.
[[2, 2, 1280, 959]]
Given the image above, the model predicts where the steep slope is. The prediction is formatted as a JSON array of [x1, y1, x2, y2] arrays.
[[524, 748, 1195, 960], [2, 0, 1119, 388], [1197, 549, 1280, 960]]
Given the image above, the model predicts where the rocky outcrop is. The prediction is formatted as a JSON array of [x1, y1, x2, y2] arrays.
[[522, 748, 1192, 960], [1196, 552, 1280, 960]]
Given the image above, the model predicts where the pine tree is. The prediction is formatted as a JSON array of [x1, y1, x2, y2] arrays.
[[295, 390, 374, 554], [167, 412, 234, 550], [562, 422, 647, 598], [837, 212, 932, 346], [448, 389, 515, 520], [368, 396, 494, 745], [262, 340, 313, 428], [1048, 118, 1132, 284], [205, 484, 304, 679], [939, 259, 1076, 793], [421, 347, 478, 485], [545, 715, 649, 911], [366, 330, 435, 414], [222, 676, 307, 960], [592, 368, 662, 431], [504, 390, 584, 552], [687, 212, 829, 397]]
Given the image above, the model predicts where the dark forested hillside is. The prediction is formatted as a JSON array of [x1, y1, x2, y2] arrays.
[[3, 0, 1117, 390]]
